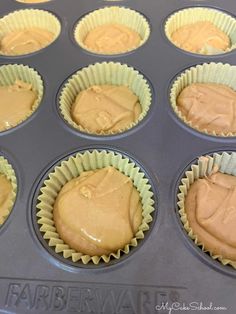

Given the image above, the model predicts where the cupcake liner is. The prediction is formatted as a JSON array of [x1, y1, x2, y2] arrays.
[[165, 7, 236, 55], [36, 149, 155, 265], [59, 62, 152, 135], [74, 6, 150, 55], [0, 156, 17, 225], [170, 62, 236, 137], [0, 9, 61, 56], [178, 152, 236, 269], [0, 64, 44, 131]]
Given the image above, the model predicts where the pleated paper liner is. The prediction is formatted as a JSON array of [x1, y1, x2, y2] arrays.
[[177, 152, 236, 269], [0, 156, 17, 226], [0, 64, 44, 132], [59, 62, 152, 136], [0, 9, 61, 56], [170, 62, 236, 137], [165, 7, 236, 55], [74, 6, 150, 55], [36, 149, 155, 265]]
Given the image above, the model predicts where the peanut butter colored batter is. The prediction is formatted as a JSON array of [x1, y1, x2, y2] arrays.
[[177, 83, 236, 134], [185, 171, 236, 261], [171, 21, 230, 54], [0, 27, 54, 55], [71, 85, 141, 133], [83, 23, 141, 54], [0, 174, 12, 222], [0, 80, 37, 131], [54, 166, 143, 256]]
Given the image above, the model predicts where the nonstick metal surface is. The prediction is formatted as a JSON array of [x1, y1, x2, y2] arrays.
[[0, 0, 236, 313]]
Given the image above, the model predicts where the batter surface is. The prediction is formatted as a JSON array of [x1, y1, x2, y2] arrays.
[[71, 85, 141, 133], [83, 23, 141, 54], [54, 166, 143, 256], [0, 80, 37, 131], [171, 21, 230, 53], [0, 174, 12, 222], [1, 27, 54, 55], [177, 83, 236, 134], [185, 171, 236, 261]]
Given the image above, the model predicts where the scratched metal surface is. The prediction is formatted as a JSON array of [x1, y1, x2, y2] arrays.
[[0, 0, 236, 313]]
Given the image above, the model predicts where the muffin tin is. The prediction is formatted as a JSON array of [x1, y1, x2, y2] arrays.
[[1, 0, 236, 313]]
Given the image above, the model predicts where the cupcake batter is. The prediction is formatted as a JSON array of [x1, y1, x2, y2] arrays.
[[0, 174, 12, 222], [83, 23, 141, 54], [0, 80, 37, 131], [185, 171, 236, 261], [53, 166, 142, 256], [177, 83, 236, 134], [0, 27, 54, 55], [171, 21, 230, 54], [71, 85, 141, 133]]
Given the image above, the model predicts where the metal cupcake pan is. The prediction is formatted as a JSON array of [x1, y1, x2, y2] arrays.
[[1, 0, 236, 313]]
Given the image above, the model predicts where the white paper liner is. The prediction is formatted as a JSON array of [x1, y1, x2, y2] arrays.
[[0, 9, 61, 56], [0, 64, 44, 131], [165, 7, 236, 55], [59, 62, 152, 135], [0, 156, 17, 225], [170, 62, 236, 137], [178, 152, 236, 268], [36, 149, 155, 265], [74, 6, 150, 55]]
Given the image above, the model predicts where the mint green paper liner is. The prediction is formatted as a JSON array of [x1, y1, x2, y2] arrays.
[[0, 9, 61, 56], [59, 62, 152, 135], [0, 64, 44, 131], [0, 156, 17, 225], [170, 62, 236, 137], [74, 6, 150, 55], [36, 150, 155, 265], [178, 152, 236, 268], [165, 7, 236, 55]]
